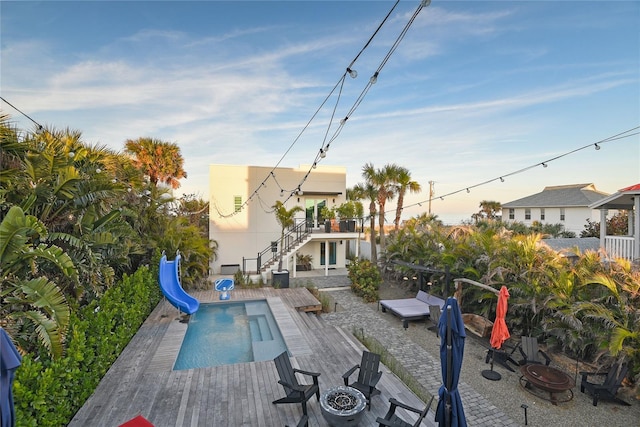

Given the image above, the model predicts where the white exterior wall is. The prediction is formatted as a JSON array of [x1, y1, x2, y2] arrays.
[[502, 207, 603, 234], [209, 164, 347, 274]]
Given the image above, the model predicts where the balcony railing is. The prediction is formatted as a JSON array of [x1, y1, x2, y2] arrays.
[[604, 236, 635, 261]]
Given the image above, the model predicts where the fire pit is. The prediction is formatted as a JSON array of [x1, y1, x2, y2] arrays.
[[320, 386, 366, 426], [519, 364, 575, 405]]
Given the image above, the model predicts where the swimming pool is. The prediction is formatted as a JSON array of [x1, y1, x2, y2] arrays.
[[173, 300, 288, 370]]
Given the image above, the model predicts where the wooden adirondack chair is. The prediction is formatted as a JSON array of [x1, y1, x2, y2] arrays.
[[513, 336, 551, 366], [580, 362, 631, 406], [272, 352, 320, 416], [376, 395, 434, 427], [343, 351, 383, 410]]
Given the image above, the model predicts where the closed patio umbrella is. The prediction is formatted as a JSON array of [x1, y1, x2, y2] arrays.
[[1, 328, 22, 427], [489, 286, 510, 350], [435, 297, 467, 427]]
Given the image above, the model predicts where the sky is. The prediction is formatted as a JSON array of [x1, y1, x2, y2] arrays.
[[2, 0, 639, 225]]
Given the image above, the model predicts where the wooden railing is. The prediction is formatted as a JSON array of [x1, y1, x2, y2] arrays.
[[604, 236, 635, 261]]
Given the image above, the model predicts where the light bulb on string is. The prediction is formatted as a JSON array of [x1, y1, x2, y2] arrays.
[[466, 188, 470, 193], [370, 72, 379, 84], [500, 177, 504, 182], [340, 117, 348, 125], [594, 143, 601, 150], [542, 163, 548, 168], [320, 149, 326, 158], [347, 68, 358, 78]]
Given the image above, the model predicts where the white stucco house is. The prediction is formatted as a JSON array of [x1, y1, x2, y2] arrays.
[[501, 183, 610, 235], [209, 164, 359, 279]]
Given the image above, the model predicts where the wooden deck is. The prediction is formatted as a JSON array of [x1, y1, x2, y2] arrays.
[[69, 288, 434, 427]]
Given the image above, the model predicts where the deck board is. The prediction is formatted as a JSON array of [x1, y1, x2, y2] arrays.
[[69, 287, 435, 427]]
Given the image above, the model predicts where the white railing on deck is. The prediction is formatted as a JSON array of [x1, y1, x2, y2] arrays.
[[604, 236, 635, 261]]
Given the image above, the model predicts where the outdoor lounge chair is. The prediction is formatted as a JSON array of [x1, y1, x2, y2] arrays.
[[376, 395, 434, 427], [379, 290, 445, 329], [580, 362, 631, 406], [428, 305, 441, 337], [343, 351, 383, 410], [513, 336, 551, 366], [272, 352, 320, 416]]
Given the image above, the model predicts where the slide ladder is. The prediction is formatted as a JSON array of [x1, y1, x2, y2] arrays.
[[158, 251, 199, 315]]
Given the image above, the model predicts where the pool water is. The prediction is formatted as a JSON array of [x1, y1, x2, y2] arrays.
[[173, 300, 288, 370]]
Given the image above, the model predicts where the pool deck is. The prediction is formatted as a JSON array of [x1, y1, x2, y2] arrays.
[[69, 287, 435, 426]]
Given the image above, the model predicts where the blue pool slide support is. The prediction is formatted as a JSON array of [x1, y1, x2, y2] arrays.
[[158, 251, 199, 315]]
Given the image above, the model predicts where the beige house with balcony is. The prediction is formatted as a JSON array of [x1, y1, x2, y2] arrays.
[[209, 164, 359, 280], [501, 184, 610, 235]]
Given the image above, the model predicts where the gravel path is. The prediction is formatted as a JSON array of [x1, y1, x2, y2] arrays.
[[291, 274, 640, 426]]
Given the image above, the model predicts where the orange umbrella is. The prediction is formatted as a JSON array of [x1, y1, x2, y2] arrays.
[[489, 286, 510, 350]]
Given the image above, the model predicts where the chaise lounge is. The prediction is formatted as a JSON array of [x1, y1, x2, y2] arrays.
[[379, 290, 445, 329]]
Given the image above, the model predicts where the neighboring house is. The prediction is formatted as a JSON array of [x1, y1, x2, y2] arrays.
[[501, 183, 610, 235], [589, 183, 640, 263], [209, 164, 359, 278]]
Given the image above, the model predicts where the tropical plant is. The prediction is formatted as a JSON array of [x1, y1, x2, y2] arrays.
[[392, 166, 421, 230], [124, 137, 187, 188], [362, 163, 396, 254], [349, 182, 378, 263], [272, 201, 303, 271], [0, 206, 74, 359]]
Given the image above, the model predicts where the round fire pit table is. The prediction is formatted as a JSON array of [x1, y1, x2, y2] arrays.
[[519, 364, 575, 405], [320, 386, 367, 426]]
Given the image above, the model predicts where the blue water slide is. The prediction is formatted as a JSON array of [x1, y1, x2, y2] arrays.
[[158, 253, 199, 315]]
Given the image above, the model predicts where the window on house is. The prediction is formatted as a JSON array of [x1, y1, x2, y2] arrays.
[[234, 196, 242, 213], [560, 208, 565, 221], [509, 209, 514, 220], [525, 208, 531, 220], [540, 208, 545, 221]]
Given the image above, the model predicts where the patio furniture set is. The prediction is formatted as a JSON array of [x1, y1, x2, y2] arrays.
[[274, 350, 433, 427]]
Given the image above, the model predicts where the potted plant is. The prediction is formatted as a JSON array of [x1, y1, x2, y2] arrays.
[[296, 253, 313, 271], [272, 201, 303, 288], [320, 205, 336, 233], [336, 201, 361, 232]]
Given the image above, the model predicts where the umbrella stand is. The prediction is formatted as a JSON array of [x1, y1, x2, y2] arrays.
[[445, 305, 452, 427], [482, 348, 502, 381]]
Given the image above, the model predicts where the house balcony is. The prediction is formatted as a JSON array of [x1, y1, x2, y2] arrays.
[[604, 236, 635, 262]]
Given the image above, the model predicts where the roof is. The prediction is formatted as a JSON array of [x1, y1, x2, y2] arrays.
[[502, 184, 609, 208], [589, 183, 640, 210]]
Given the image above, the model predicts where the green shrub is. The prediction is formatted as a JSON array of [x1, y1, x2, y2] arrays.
[[347, 259, 381, 302], [13, 265, 161, 427]]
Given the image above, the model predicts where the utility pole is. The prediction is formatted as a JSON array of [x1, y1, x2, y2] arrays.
[[428, 180, 435, 214]]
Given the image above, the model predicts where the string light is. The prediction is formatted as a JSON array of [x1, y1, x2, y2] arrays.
[[594, 143, 601, 150], [347, 68, 358, 78], [370, 72, 379, 84], [404, 126, 639, 213]]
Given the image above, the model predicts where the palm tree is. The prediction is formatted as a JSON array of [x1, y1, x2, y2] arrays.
[[350, 182, 378, 264], [272, 201, 303, 271], [362, 163, 396, 255], [124, 137, 187, 189], [392, 166, 421, 231]]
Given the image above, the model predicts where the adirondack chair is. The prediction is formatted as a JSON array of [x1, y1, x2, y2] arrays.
[[513, 336, 551, 366], [272, 352, 320, 416], [580, 362, 631, 406], [376, 395, 434, 427], [343, 351, 383, 410]]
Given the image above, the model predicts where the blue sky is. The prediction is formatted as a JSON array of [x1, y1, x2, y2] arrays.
[[2, 0, 639, 224]]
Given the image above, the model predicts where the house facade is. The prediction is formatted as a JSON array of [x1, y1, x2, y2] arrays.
[[501, 184, 609, 235], [209, 164, 359, 278]]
